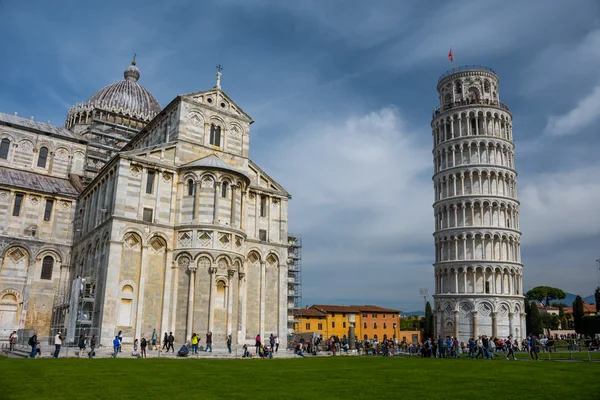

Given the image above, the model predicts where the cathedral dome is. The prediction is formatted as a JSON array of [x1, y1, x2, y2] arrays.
[[66, 60, 161, 129], [83, 61, 161, 120]]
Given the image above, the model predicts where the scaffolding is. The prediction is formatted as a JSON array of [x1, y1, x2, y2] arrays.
[[287, 234, 302, 333], [51, 277, 100, 345]]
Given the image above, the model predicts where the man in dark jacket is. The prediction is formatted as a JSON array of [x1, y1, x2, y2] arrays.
[[167, 332, 175, 352], [205, 332, 212, 352], [530, 335, 539, 360], [29, 331, 37, 358]]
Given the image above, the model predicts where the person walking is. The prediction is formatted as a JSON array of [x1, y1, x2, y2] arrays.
[[475, 336, 484, 359], [113, 335, 121, 358], [53, 331, 63, 358], [8, 331, 17, 353], [530, 335, 539, 360], [205, 332, 213, 352], [227, 334, 232, 354], [275, 336, 280, 352], [29, 331, 38, 358], [191, 333, 199, 354], [117, 330, 123, 352], [269, 334, 275, 353], [162, 332, 169, 350], [89, 335, 97, 358], [151, 328, 158, 350], [140, 338, 147, 358], [78, 334, 87, 358], [505, 336, 517, 360], [255, 334, 261, 355], [167, 332, 175, 353]]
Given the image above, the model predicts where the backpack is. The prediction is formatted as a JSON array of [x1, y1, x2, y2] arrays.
[[28, 336, 34, 346]]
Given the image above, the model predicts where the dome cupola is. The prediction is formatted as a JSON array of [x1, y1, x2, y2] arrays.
[[66, 59, 161, 130]]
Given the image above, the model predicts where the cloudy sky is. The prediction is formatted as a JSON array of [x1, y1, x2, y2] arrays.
[[1, 0, 599, 312]]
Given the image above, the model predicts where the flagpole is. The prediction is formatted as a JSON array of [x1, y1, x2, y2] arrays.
[[451, 46, 456, 69]]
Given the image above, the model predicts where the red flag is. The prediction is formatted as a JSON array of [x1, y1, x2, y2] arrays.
[[448, 48, 453, 63]]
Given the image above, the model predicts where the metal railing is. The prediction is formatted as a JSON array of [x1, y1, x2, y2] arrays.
[[438, 65, 497, 83]]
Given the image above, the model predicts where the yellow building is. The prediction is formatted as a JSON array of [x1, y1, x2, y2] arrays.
[[295, 304, 413, 341]]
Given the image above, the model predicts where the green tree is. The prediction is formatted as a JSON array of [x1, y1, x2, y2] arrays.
[[529, 301, 544, 335], [425, 301, 434, 339], [573, 295, 585, 334], [525, 286, 566, 307], [595, 287, 600, 313]]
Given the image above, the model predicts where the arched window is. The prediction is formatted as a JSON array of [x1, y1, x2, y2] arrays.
[[484, 80, 491, 93], [210, 124, 221, 147], [221, 181, 228, 198], [118, 285, 134, 327], [187, 179, 194, 196], [40, 256, 53, 280], [37, 147, 49, 168], [0, 138, 10, 159], [215, 281, 226, 308], [455, 81, 462, 94]]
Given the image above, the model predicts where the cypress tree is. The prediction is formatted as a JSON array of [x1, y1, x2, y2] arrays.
[[425, 301, 434, 339], [524, 299, 532, 334], [573, 295, 585, 334], [529, 301, 544, 335]]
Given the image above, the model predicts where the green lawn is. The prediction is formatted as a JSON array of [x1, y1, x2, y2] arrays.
[[1, 356, 599, 400]]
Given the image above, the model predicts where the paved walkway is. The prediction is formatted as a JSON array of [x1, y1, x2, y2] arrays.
[[1, 344, 341, 359]]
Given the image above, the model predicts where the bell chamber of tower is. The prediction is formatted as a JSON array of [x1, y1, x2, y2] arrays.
[[431, 66, 525, 342]]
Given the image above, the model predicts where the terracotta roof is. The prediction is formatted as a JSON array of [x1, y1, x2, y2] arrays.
[[294, 308, 326, 318], [564, 302, 596, 314], [309, 304, 401, 314], [310, 305, 361, 313], [354, 305, 402, 313]]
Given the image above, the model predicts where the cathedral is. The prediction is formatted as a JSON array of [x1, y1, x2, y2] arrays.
[[0, 60, 292, 346]]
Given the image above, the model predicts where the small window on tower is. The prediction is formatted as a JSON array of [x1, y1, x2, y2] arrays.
[[259, 229, 267, 241], [187, 179, 194, 196]]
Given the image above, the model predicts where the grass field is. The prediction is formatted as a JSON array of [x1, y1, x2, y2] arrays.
[[1, 356, 599, 400]]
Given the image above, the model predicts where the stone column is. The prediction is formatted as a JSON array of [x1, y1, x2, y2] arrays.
[[135, 244, 149, 339], [508, 312, 514, 337], [260, 260, 266, 339], [186, 264, 197, 341], [436, 308, 442, 337], [278, 263, 288, 338], [238, 271, 247, 343], [226, 269, 235, 336], [240, 190, 246, 231], [520, 312, 526, 340], [194, 180, 201, 221], [213, 182, 221, 224], [472, 311, 478, 338], [208, 266, 217, 333], [492, 312, 498, 338], [170, 259, 180, 334], [230, 185, 237, 228], [454, 311, 459, 339], [160, 250, 174, 335]]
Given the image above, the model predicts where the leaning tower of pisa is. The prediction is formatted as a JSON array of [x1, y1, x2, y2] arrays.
[[431, 66, 525, 342]]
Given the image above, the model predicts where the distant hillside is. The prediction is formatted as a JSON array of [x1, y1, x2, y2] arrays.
[[551, 292, 595, 306], [402, 311, 425, 317]]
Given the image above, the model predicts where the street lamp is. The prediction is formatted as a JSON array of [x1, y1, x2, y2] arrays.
[[419, 288, 428, 311]]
